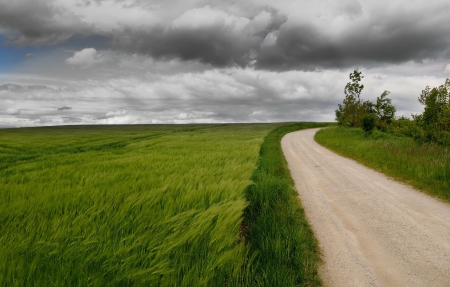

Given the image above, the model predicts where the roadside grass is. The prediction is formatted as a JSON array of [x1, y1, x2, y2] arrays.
[[243, 122, 333, 286], [315, 126, 450, 202], [0, 124, 280, 286]]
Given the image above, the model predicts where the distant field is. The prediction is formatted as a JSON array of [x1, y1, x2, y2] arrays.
[[315, 126, 450, 202], [0, 124, 280, 286]]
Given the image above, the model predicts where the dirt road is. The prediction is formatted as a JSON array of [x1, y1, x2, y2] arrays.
[[281, 128, 450, 287]]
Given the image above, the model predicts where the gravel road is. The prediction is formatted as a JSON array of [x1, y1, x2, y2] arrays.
[[281, 128, 450, 287]]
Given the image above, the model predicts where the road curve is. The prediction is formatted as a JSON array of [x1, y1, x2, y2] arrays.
[[282, 128, 450, 287]]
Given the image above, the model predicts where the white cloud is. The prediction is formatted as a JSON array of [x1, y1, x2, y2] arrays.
[[172, 5, 250, 33], [66, 48, 105, 67], [105, 110, 128, 117], [97, 114, 138, 125], [444, 64, 450, 74], [261, 31, 278, 47], [56, 0, 162, 32], [6, 108, 20, 115]]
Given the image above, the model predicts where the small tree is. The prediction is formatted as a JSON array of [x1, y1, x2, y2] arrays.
[[336, 71, 365, 127], [418, 85, 440, 128], [375, 90, 396, 130], [418, 78, 450, 132]]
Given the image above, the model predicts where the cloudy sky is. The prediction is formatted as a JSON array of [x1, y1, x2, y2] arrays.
[[1, 0, 449, 127]]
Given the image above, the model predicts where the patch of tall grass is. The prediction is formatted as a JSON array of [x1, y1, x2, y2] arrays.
[[243, 122, 333, 286], [0, 124, 280, 286], [315, 126, 450, 202]]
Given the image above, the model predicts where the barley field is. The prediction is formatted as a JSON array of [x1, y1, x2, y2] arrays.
[[0, 124, 280, 286]]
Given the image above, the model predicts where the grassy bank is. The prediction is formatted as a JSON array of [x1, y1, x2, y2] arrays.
[[0, 124, 280, 286], [315, 127, 450, 202], [243, 122, 332, 286]]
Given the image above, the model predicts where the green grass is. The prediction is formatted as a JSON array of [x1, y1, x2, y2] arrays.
[[0, 124, 280, 286], [243, 122, 333, 286], [315, 126, 450, 202]]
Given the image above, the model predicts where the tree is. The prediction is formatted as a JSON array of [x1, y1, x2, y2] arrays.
[[345, 71, 365, 101], [418, 78, 450, 132], [374, 90, 396, 130], [419, 85, 440, 128], [375, 91, 396, 122], [335, 71, 365, 127]]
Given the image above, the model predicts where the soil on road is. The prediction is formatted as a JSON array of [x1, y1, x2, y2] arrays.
[[282, 128, 450, 287]]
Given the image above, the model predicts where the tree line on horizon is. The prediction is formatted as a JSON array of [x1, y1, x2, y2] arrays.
[[336, 71, 450, 146]]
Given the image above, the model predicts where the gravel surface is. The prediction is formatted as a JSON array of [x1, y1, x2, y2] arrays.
[[282, 128, 450, 287]]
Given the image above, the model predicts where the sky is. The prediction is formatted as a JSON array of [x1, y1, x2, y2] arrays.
[[1, 0, 450, 127]]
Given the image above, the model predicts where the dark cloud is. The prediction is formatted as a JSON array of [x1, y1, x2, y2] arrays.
[[0, 83, 53, 92], [112, 7, 287, 67], [113, 27, 256, 67], [0, 0, 449, 71], [256, 25, 342, 71], [339, 19, 450, 64], [256, 15, 450, 71], [0, 1, 289, 67], [0, 0, 89, 46], [57, 106, 72, 111]]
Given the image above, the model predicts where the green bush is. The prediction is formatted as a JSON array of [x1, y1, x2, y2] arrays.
[[362, 114, 377, 133], [387, 118, 424, 142], [436, 131, 450, 147]]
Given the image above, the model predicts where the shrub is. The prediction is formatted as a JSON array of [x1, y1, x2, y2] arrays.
[[362, 114, 377, 133]]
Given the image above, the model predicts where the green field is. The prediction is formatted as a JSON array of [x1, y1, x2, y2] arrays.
[[315, 127, 450, 202], [0, 123, 328, 286], [0, 124, 283, 286]]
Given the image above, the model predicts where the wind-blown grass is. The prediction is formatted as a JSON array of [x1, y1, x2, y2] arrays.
[[243, 122, 333, 286], [1, 123, 334, 286], [315, 126, 450, 202], [0, 124, 279, 286]]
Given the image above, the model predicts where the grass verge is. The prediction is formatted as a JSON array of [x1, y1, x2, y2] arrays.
[[315, 126, 450, 202], [242, 122, 333, 286]]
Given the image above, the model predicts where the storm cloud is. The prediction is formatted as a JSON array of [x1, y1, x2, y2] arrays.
[[1, 0, 449, 70], [256, 2, 450, 70]]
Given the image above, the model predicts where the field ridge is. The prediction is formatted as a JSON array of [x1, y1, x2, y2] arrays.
[[242, 122, 332, 286]]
